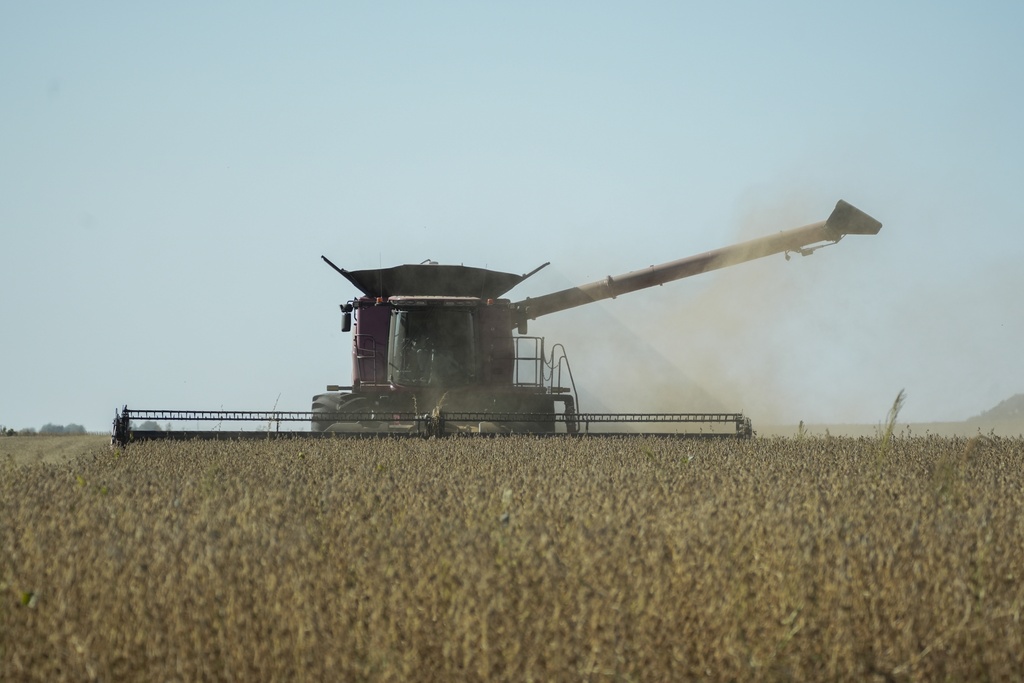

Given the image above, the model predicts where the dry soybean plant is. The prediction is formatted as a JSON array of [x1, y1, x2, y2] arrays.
[[2, 434, 1023, 681], [875, 388, 906, 472]]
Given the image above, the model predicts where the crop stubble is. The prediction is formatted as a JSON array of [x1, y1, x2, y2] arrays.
[[2, 435, 1022, 681]]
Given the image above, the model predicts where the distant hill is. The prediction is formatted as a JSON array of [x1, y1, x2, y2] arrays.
[[757, 393, 1024, 438], [970, 394, 1024, 422]]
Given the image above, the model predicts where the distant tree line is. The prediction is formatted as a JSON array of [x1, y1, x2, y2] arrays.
[[1, 423, 88, 436], [41, 423, 88, 434], [0, 421, 169, 435]]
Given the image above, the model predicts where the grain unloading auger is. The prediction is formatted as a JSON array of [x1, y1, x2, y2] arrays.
[[113, 200, 881, 445]]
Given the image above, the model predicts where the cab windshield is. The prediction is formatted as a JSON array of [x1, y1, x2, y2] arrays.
[[388, 308, 476, 387]]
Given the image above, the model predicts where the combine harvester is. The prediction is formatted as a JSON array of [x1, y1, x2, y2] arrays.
[[113, 200, 881, 444]]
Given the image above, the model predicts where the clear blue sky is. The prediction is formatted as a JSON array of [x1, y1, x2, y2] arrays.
[[2, 2, 1022, 431]]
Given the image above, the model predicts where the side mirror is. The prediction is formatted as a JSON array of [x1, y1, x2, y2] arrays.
[[341, 311, 352, 332], [512, 307, 529, 335]]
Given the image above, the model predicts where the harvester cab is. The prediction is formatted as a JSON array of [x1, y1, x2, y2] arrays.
[[316, 258, 574, 435]]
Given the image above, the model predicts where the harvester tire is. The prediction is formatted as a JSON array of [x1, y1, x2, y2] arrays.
[[311, 393, 367, 432]]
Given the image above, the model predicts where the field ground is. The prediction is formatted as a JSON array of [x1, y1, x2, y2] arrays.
[[1, 435, 110, 466], [3, 434, 1022, 681], [758, 419, 1024, 438]]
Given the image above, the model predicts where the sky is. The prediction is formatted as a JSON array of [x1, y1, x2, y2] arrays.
[[2, 2, 1022, 432]]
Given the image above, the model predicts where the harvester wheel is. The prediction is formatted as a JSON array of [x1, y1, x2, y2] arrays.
[[311, 393, 368, 432]]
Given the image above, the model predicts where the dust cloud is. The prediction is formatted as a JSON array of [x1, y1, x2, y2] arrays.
[[531, 192, 1024, 432], [531, 197, 893, 427]]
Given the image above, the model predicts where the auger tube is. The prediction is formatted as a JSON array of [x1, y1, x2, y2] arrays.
[[512, 199, 881, 322]]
